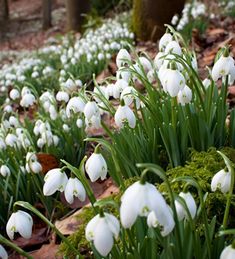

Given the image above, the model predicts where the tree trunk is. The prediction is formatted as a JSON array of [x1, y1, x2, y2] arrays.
[[65, 0, 90, 31], [0, 0, 9, 21], [42, 0, 52, 30], [133, 0, 185, 41]]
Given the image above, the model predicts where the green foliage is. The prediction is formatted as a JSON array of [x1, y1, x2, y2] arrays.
[[159, 147, 235, 226]]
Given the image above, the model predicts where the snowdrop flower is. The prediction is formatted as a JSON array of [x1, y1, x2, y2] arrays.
[[85, 151, 107, 182], [212, 53, 235, 82], [175, 192, 197, 220], [165, 41, 182, 56], [120, 86, 140, 108], [64, 178, 86, 204], [9, 89, 20, 100], [9, 116, 19, 127], [203, 78, 211, 90], [43, 168, 68, 196], [85, 213, 120, 257], [220, 244, 235, 259], [5, 133, 18, 147], [116, 48, 131, 68], [113, 79, 129, 99], [114, 102, 136, 129], [76, 118, 83, 128], [0, 138, 6, 150], [211, 169, 231, 194], [56, 91, 69, 103], [154, 52, 165, 70], [4, 105, 12, 113], [64, 78, 77, 92], [0, 165, 10, 177], [6, 210, 33, 240], [20, 93, 36, 107], [26, 152, 42, 174], [66, 97, 85, 117], [84, 101, 100, 120], [177, 85, 192, 105], [120, 181, 174, 230], [138, 56, 152, 73], [0, 245, 8, 259], [159, 33, 173, 51], [63, 124, 70, 132], [161, 67, 185, 97], [116, 67, 131, 82], [147, 206, 175, 236]]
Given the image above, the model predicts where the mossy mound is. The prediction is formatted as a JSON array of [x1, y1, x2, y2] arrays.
[[159, 147, 235, 225]]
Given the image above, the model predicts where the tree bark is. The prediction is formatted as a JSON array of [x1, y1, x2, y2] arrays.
[[0, 0, 9, 21], [42, 0, 52, 30], [65, 0, 90, 31], [133, 0, 185, 41]]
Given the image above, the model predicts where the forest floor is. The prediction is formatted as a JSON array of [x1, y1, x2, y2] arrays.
[[2, 1, 235, 258]]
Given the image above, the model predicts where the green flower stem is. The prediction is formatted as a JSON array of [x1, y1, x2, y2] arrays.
[[171, 97, 177, 130], [14, 201, 83, 258], [0, 234, 32, 259]]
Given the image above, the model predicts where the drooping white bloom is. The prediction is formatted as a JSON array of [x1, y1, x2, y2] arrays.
[[56, 91, 69, 103], [116, 49, 131, 68], [85, 213, 120, 257], [175, 192, 197, 221], [25, 152, 42, 174], [5, 133, 18, 147], [161, 68, 185, 97], [6, 210, 33, 240], [203, 78, 211, 90], [212, 55, 235, 82], [114, 104, 136, 128], [116, 67, 131, 82], [177, 85, 192, 105], [113, 79, 129, 99], [20, 93, 36, 108], [43, 168, 68, 196], [66, 97, 85, 118], [64, 178, 86, 204], [76, 118, 83, 128], [0, 165, 11, 177], [120, 86, 140, 108], [9, 89, 20, 100], [159, 33, 173, 51], [165, 41, 182, 56], [0, 245, 8, 259], [154, 52, 165, 70], [84, 101, 100, 120], [138, 56, 152, 73], [85, 153, 107, 182], [120, 181, 174, 231], [147, 206, 175, 236], [220, 244, 235, 259], [211, 169, 231, 194]]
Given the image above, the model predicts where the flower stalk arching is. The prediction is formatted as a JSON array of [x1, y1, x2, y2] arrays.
[[13, 201, 83, 258], [0, 234, 32, 259]]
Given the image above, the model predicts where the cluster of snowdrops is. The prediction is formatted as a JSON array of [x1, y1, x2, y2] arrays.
[[1, 25, 235, 258]]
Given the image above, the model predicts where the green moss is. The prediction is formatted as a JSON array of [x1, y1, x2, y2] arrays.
[[159, 147, 235, 226]]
